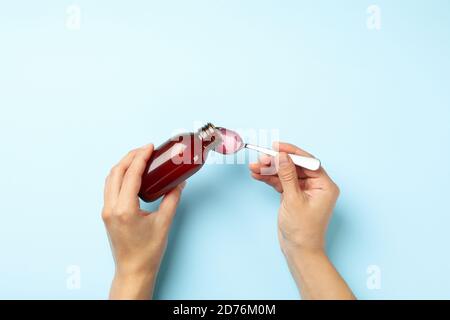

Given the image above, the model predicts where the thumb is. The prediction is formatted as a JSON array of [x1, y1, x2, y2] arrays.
[[157, 182, 186, 223], [276, 153, 300, 195]]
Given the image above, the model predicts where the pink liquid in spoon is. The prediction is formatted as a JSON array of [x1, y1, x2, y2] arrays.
[[214, 127, 244, 154]]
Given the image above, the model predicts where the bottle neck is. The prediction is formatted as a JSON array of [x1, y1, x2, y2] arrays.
[[197, 123, 221, 150]]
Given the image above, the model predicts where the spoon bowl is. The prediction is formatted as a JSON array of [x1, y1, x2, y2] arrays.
[[214, 127, 244, 154], [214, 126, 321, 171]]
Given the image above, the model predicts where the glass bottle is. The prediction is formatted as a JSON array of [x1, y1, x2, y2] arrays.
[[139, 123, 221, 202]]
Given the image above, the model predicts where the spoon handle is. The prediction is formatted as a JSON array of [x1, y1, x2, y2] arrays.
[[245, 144, 321, 171]]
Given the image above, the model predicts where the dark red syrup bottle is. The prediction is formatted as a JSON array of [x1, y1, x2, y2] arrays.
[[139, 123, 221, 202]]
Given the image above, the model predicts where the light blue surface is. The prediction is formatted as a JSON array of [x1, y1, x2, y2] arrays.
[[1, 0, 450, 299]]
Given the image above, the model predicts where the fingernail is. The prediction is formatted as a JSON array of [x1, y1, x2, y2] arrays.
[[260, 155, 271, 165], [179, 181, 187, 190], [142, 143, 153, 149]]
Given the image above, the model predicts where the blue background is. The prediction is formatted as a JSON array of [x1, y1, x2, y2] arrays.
[[1, 0, 449, 299]]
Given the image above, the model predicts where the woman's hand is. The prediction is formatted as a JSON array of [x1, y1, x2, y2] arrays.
[[102, 144, 185, 300], [250, 142, 339, 254], [249, 142, 354, 299]]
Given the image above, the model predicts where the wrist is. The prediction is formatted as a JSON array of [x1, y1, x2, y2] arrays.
[[114, 268, 156, 282], [110, 270, 157, 300], [279, 230, 326, 258], [115, 257, 161, 279], [282, 245, 329, 278], [280, 240, 326, 261]]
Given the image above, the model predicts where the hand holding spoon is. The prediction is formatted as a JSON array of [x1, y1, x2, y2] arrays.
[[214, 127, 321, 171]]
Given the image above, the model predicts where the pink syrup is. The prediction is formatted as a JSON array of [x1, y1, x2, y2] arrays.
[[214, 127, 244, 154]]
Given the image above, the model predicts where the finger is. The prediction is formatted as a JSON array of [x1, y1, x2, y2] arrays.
[[118, 144, 154, 207], [273, 141, 328, 179], [249, 162, 260, 173], [250, 158, 312, 182], [250, 164, 318, 192], [249, 155, 273, 174], [251, 172, 282, 193], [104, 148, 140, 208], [298, 178, 319, 191], [259, 155, 272, 165], [157, 182, 186, 224], [258, 155, 280, 176], [273, 141, 314, 157], [258, 154, 311, 178], [276, 152, 301, 195]]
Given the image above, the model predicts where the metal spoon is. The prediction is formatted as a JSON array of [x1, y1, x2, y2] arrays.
[[214, 127, 321, 171]]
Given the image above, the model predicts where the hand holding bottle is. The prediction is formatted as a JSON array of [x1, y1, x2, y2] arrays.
[[249, 142, 355, 299], [102, 144, 185, 299]]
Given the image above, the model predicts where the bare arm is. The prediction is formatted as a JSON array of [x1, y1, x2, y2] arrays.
[[250, 142, 355, 300], [102, 144, 185, 299], [284, 248, 354, 299]]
